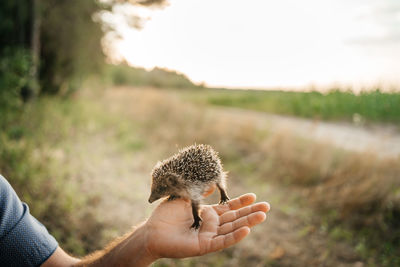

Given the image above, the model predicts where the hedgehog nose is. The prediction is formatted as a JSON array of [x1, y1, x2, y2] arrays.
[[148, 195, 156, 203]]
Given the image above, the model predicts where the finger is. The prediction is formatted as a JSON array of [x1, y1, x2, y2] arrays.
[[218, 211, 266, 235], [219, 202, 269, 225], [199, 206, 219, 233], [213, 193, 256, 215], [209, 226, 250, 253]]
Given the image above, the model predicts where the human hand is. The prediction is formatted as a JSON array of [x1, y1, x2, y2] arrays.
[[47, 193, 269, 267], [144, 193, 270, 259]]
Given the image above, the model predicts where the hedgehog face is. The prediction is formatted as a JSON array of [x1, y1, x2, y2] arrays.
[[148, 181, 168, 203], [148, 172, 182, 203]]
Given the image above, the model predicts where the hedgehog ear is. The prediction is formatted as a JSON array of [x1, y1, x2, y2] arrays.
[[165, 173, 180, 186]]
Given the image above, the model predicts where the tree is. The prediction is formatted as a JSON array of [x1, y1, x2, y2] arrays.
[[0, 0, 34, 107], [0, 0, 169, 98], [29, 0, 41, 97]]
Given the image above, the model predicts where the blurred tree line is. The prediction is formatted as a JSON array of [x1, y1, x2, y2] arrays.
[[106, 63, 201, 89], [0, 0, 167, 120]]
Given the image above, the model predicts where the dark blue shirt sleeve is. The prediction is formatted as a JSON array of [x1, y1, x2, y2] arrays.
[[0, 175, 58, 267]]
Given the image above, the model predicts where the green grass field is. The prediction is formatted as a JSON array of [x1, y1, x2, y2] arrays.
[[187, 88, 400, 124]]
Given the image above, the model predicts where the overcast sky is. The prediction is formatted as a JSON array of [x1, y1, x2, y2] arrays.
[[110, 0, 400, 90]]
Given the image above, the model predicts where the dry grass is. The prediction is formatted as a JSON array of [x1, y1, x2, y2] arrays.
[[261, 132, 400, 220]]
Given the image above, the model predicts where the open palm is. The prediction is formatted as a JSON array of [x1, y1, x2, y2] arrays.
[[145, 193, 269, 259]]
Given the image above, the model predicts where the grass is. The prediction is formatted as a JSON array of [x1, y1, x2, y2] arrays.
[[262, 134, 400, 265], [185, 88, 400, 124], [0, 97, 108, 256]]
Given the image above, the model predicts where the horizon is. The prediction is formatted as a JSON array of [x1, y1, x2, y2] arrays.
[[114, 63, 399, 92]]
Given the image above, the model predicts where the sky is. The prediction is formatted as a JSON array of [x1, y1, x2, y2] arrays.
[[106, 0, 400, 90]]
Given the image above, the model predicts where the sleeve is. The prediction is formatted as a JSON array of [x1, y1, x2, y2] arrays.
[[0, 175, 58, 267]]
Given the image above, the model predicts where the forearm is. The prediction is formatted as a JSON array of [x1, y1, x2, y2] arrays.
[[75, 223, 157, 267], [43, 223, 157, 267]]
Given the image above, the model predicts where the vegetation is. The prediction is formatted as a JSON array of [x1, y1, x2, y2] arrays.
[[0, 97, 108, 256], [0, 0, 105, 97], [105, 63, 200, 89], [0, 48, 32, 115], [39, 0, 105, 94], [195, 88, 400, 124]]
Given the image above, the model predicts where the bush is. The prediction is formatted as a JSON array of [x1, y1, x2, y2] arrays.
[[0, 48, 32, 123]]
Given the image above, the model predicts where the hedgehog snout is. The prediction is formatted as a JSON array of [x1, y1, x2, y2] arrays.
[[148, 193, 157, 203]]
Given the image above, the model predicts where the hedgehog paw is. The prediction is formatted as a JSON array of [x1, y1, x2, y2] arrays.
[[190, 218, 202, 230], [219, 196, 230, 205], [167, 195, 180, 201]]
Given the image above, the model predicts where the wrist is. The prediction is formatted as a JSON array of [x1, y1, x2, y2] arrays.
[[127, 222, 159, 266], [115, 222, 158, 267], [76, 222, 158, 267]]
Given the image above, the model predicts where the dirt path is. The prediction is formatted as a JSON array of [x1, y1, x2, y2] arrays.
[[216, 107, 400, 158], [63, 87, 367, 266]]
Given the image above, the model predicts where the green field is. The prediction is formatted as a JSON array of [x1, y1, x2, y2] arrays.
[[187, 88, 400, 124]]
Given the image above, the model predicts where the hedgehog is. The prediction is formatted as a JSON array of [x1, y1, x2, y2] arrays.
[[148, 144, 229, 229]]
